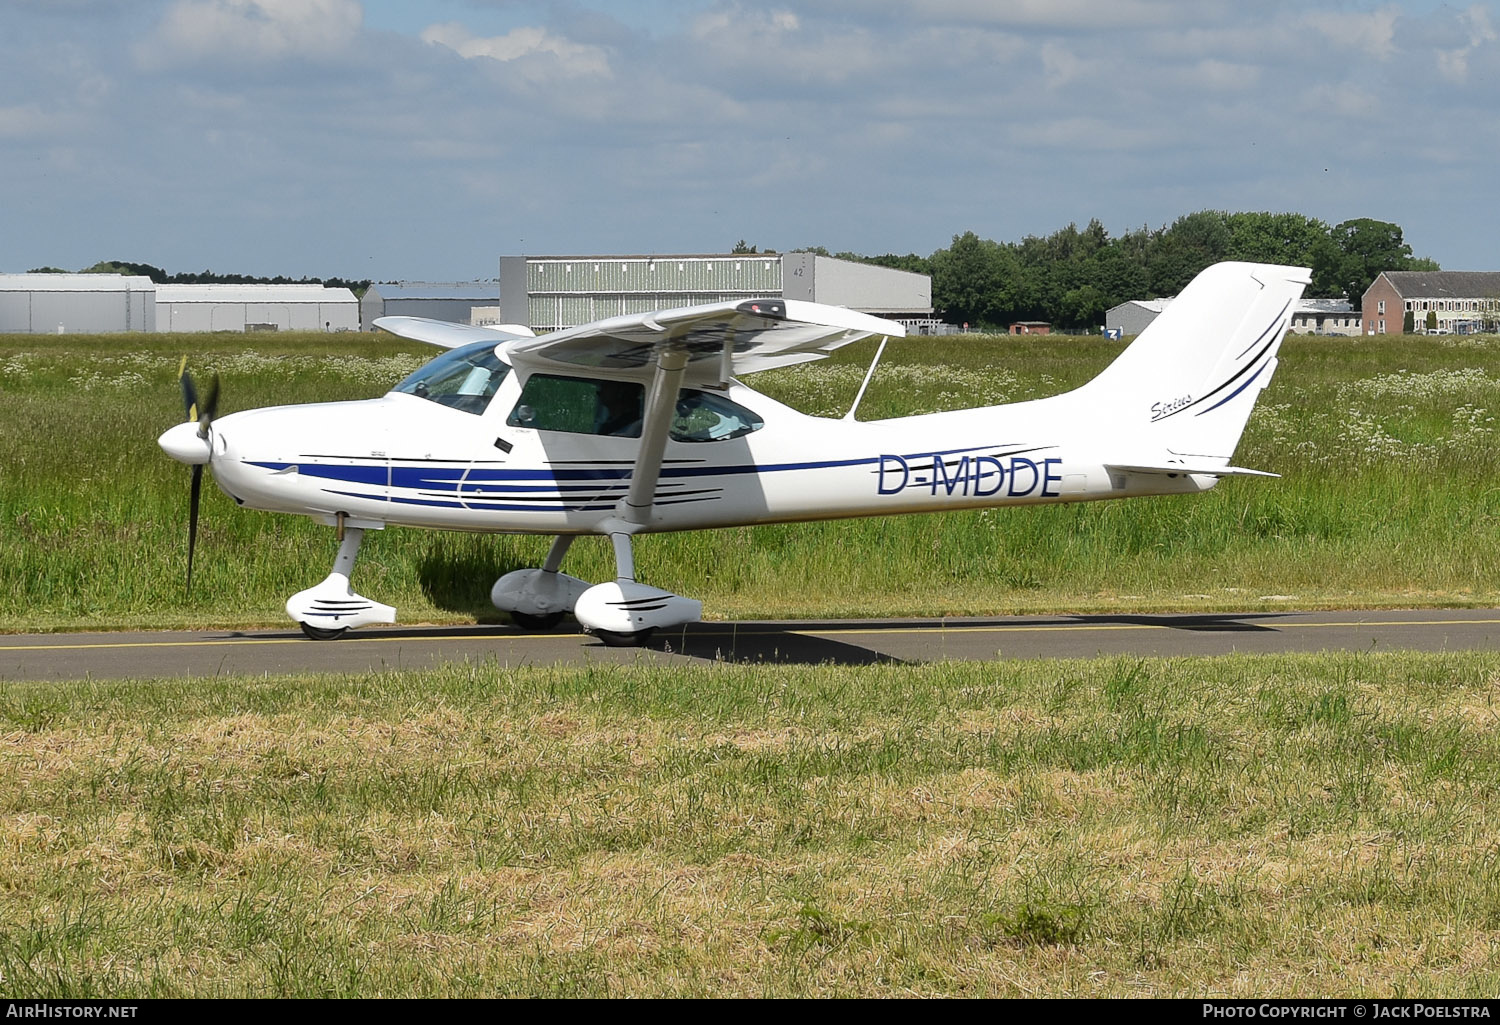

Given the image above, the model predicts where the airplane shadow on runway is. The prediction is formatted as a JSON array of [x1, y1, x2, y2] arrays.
[[238, 612, 1296, 668], [637, 612, 1296, 664]]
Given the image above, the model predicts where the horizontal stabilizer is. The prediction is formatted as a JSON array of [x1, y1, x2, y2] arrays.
[[1106, 462, 1280, 479]]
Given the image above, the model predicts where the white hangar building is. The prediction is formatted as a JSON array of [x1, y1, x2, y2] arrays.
[[0, 275, 358, 333], [360, 283, 499, 331], [155, 284, 358, 333], [0, 274, 157, 333], [498, 253, 933, 333]]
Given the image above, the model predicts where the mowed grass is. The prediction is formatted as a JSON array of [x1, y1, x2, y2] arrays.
[[1, 330, 1498, 631], [4, 652, 1500, 996]]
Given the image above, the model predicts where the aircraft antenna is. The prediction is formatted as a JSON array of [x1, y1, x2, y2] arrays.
[[843, 336, 888, 422]]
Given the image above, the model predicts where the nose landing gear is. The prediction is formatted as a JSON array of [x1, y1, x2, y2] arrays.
[[286, 518, 396, 640]]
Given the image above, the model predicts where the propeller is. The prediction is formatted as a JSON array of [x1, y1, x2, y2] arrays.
[[177, 359, 220, 597]]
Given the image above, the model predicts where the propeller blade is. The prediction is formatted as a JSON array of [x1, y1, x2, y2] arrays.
[[187, 463, 202, 597], [180, 357, 200, 423], [196, 373, 221, 438], [176, 360, 219, 596]]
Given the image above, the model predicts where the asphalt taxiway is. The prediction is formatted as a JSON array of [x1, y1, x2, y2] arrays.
[[3, 608, 1499, 681]]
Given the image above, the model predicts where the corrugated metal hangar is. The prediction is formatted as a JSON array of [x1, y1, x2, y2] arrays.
[[499, 254, 932, 333], [156, 284, 358, 333], [0, 275, 358, 333], [5, 255, 934, 335], [359, 282, 498, 331], [0, 274, 157, 333]]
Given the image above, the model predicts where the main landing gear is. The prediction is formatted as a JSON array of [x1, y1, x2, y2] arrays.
[[490, 530, 701, 647], [288, 523, 701, 648]]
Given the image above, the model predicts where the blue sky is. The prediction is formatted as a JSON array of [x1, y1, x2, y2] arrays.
[[2, 1, 1495, 282]]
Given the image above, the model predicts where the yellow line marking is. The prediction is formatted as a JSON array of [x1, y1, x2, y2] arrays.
[[792, 618, 1500, 638], [0, 633, 590, 652], [2, 617, 1498, 653]]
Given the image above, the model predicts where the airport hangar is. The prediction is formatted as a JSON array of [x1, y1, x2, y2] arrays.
[[496, 253, 935, 334], [3, 254, 934, 335], [0, 274, 359, 333]]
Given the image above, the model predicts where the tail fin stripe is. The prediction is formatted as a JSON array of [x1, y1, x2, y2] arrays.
[[1236, 298, 1293, 360], [1194, 359, 1273, 418], [1152, 330, 1279, 424]]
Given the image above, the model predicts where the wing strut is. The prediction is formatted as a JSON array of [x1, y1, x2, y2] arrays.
[[622, 345, 690, 527]]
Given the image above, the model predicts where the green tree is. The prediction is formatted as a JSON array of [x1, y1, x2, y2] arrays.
[[931, 231, 1008, 327], [1058, 283, 1108, 328], [1313, 218, 1418, 301], [1147, 211, 1232, 296], [81, 260, 169, 281], [1224, 212, 1330, 266]]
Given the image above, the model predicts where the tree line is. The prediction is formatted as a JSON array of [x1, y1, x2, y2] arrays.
[[27, 261, 372, 297], [774, 211, 1438, 330]]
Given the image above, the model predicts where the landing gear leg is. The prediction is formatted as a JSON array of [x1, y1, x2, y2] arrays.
[[594, 531, 653, 646], [286, 522, 396, 639]]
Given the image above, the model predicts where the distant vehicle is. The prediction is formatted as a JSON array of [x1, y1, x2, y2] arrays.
[[159, 262, 1310, 645]]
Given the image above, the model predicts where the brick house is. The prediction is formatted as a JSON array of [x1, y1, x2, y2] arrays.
[[1361, 271, 1500, 335]]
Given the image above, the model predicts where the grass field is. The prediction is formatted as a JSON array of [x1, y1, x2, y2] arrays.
[[4, 651, 1500, 997], [1, 330, 1497, 631], [5, 332, 1499, 998]]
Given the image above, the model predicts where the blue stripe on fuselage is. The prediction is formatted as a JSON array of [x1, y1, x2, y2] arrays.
[[245, 443, 1021, 502]]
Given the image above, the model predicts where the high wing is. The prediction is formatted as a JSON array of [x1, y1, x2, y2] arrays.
[[495, 298, 903, 534], [377, 300, 902, 535], [503, 298, 904, 385], [374, 316, 536, 350]]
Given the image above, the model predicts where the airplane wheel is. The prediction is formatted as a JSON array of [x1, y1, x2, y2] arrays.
[[300, 622, 348, 641], [511, 611, 565, 631], [595, 628, 656, 648]]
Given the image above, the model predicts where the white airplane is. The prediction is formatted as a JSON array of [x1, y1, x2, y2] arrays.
[[159, 261, 1310, 645]]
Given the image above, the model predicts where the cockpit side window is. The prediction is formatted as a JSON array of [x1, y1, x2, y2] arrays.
[[508, 374, 644, 437], [670, 390, 764, 442], [504, 376, 763, 442], [391, 341, 512, 416]]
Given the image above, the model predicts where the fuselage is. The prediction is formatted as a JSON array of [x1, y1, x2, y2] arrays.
[[206, 358, 1212, 536]]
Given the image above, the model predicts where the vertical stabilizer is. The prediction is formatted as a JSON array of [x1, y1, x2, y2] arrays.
[[1077, 262, 1310, 462]]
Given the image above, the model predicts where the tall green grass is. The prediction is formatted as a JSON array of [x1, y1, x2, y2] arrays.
[[3, 652, 1500, 996], [1, 331, 1498, 630]]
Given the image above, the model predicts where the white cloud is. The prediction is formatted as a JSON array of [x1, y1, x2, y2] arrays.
[[420, 22, 612, 78], [678, 5, 887, 88], [1303, 5, 1399, 59], [1304, 81, 1380, 120], [8, 1, 1500, 278], [691, 7, 801, 38], [817, 0, 1222, 30], [1436, 5, 1497, 81], [149, 0, 363, 63], [1040, 42, 1084, 89], [1190, 58, 1260, 91], [0, 105, 54, 139]]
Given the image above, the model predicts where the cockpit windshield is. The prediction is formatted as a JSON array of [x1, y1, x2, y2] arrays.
[[391, 341, 512, 415]]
